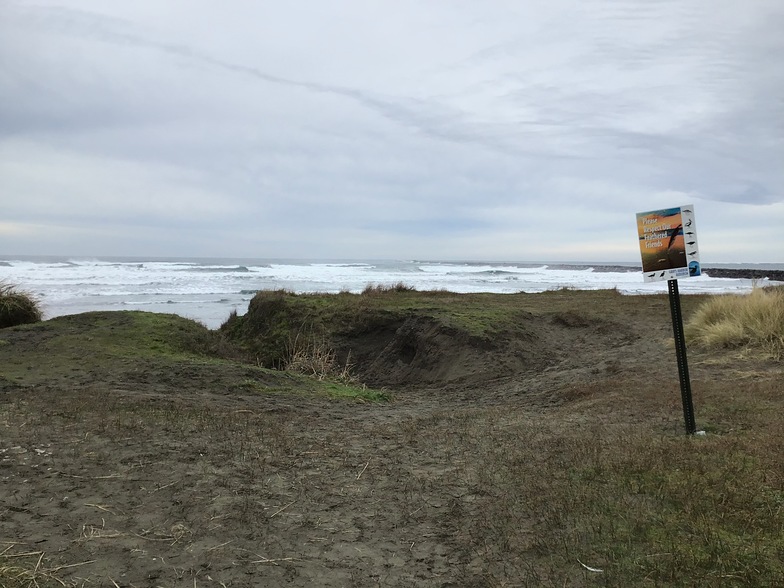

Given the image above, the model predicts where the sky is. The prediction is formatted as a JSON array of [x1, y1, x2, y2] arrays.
[[1, 0, 783, 263]]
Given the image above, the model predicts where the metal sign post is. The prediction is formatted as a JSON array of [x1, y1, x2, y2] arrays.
[[636, 204, 700, 435], [668, 278, 696, 434]]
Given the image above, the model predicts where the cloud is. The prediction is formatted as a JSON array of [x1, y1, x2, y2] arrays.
[[1, 0, 782, 261], [0, 139, 233, 226]]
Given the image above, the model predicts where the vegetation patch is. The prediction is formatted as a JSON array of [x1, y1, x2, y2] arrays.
[[221, 289, 619, 388], [462, 418, 784, 585], [686, 286, 784, 359], [361, 282, 416, 295], [0, 311, 247, 386], [0, 282, 42, 329], [0, 542, 87, 588], [322, 382, 390, 402], [0, 309, 392, 402]]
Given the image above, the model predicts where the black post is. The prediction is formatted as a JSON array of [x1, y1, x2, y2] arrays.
[[668, 279, 696, 434]]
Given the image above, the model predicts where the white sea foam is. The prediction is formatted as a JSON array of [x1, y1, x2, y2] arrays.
[[1, 257, 781, 328]]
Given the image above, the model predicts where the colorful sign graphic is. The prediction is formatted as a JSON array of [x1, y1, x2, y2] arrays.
[[636, 205, 700, 283]]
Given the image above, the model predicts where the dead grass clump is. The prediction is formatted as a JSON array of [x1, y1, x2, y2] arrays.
[[0, 542, 91, 587], [686, 287, 784, 358], [361, 282, 416, 295], [285, 333, 353, 382], [0, 282, 42, 328]]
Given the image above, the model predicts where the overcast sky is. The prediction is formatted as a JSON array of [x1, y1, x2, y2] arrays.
[[2, 1, 782, 262]]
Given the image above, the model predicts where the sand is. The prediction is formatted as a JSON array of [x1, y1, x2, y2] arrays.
[[1, 288, 781, 587]]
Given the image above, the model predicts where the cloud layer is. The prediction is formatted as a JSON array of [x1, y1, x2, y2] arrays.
[[2, 0, 782, 261]]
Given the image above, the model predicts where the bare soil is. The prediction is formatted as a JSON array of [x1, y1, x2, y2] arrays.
[[1, 290, 781, 587]]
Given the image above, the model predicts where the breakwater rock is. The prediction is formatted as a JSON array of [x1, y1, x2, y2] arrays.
[[702, 268, 784, 282]]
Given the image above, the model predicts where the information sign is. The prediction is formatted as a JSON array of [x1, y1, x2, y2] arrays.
[[636, 205, 700, 282]]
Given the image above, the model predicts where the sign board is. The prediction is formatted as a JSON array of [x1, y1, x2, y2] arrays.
[[636, 205, 700, 283]]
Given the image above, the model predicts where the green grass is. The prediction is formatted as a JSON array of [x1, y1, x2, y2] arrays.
[[225, 289, 522, 338], [558, 434, 784, 585], [0, 309, 390, 402], [3, 310, 226, 359], [0, 311, 239, 385], [323, 382, 390, 402], [221, 288, 640, 368]]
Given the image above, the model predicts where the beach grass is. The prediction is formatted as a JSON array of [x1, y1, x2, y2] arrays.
[[0, 282, 42, 329], [686, 286, 784, 359]]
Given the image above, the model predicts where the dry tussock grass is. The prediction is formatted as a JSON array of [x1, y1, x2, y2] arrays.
[[361, 282, 415, 295], [687, 287, 784, 359], [285, 332, 353, 382], [0, 282, 42, 328], [0, 542, 92, 588]]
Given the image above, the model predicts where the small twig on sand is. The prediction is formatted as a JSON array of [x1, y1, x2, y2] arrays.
[[48, 560, 96, 572], [356, 460, 370, 480], [33, 551, 44, 575], [55, 472, 122, 480], [150, 480, 178, 493], [577, 558, 604, 573], [132, 533, 176, 542], [270, 501, 296, 518], [85, 503, 119, 515], [250, 555, 296, 565], [1, 550, 42, 558]]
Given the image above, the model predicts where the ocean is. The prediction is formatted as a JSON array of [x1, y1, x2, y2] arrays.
[[2, 257, 783, 329]]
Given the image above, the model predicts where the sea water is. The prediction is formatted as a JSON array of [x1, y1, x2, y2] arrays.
[[1, 257, 782, 329]]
